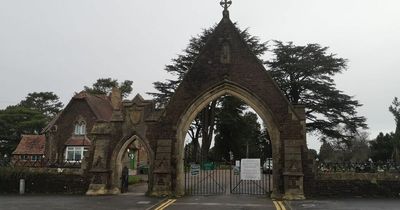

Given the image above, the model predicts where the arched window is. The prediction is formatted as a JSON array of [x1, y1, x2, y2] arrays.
[[74, 121, 86, 135]]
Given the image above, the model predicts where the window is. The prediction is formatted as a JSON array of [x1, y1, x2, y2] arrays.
[[31, 155, 41, 161], [21, 155, 29, 160], [65, 146, 88, 162], [74, 121, 86, 135]]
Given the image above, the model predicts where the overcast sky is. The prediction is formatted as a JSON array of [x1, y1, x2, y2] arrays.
[[1, 0, 399, 151]]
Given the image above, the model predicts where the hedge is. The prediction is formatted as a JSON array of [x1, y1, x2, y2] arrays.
[[0, 167, 90, 194]]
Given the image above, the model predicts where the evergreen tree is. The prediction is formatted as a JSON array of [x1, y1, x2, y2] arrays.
[[389, 97, 400, 162], [213, 96, 266, 161], [148, 25, 267, 159], [370, 132, 394, 162], [19, 92, 63, 120], [267, 41, 367, 142], [0, 106, 47, 155], [149, 24, 367, 153], [84, 78, 133, 98]]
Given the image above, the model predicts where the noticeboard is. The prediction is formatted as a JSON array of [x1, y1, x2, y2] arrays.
[[240, 158, 261, 180], [190, 164, 200, 176]]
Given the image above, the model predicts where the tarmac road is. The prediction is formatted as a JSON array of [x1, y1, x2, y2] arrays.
[[0, 194, 165, 210], [155, 195, 280, 210], [0, 183, 165, 210], [285, 198, 400, 210]]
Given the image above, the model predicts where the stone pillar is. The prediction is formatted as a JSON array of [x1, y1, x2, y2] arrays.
[[282, 108, 306, 200], [283, 141, 305, 200], [150, 139, 172, 196], [86, 122, 113, 195], [292, 105, 306, 148]]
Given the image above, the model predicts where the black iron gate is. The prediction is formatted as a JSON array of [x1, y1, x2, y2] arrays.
[[184, 152, 272, 195]]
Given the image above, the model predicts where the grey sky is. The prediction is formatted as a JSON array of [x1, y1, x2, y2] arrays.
[[1, 0, 399, 151]]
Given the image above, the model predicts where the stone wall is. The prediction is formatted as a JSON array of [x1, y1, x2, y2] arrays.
[[306, 172, 400, 197]]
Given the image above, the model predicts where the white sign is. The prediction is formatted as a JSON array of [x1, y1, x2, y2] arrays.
[[235, 160, 240, 167], [190, 164, 200, 176], [240, 158, 261, 180]]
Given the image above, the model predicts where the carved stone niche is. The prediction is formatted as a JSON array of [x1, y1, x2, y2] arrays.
[[220, 41, 231, 64]]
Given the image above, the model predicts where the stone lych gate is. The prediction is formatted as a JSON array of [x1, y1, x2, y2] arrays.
[[86, 5, 309, 200]]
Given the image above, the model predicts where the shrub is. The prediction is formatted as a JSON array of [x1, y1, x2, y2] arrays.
[[128, 175, 142, 185], [0, 167, 89, 194]]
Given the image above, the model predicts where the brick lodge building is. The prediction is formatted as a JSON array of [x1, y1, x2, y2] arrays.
[[12, 91, 148, 175]]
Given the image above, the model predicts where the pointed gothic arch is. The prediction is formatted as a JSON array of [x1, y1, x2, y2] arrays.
[[174, 81, 282, 195], [108, 134, 154, 194], [86, 5, 308, 200]]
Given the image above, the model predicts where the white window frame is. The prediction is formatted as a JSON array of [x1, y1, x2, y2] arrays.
[[74, 121, 86, 135], [65, 146, 88, 162]]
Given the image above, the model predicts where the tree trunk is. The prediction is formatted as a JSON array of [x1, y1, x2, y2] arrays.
[[200, 100, 217, 161]]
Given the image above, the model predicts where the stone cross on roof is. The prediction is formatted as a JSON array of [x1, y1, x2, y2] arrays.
[[220, 0, 232, 10], [220, 0, 232, 18]]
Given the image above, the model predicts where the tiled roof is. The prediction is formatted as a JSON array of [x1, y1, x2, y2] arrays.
[[42, 91, 113, 133], [12, 135, 46, 155], [64, 135, 91, 146], [83, 93, 113, 121]]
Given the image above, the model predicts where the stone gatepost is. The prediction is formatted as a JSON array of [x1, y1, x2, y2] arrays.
[[86, 121, 113, 195], [282, 107, 306, 200], [151, 139, 173, 196]]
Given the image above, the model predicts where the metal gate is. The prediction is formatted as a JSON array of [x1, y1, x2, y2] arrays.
[[184, 150, 272, 195]]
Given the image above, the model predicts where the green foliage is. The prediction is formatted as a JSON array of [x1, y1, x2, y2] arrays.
[[128, 175, 142, 185], [19, 92, 63, 120], [147, 25, 267, 108], [267, 41, 367, 142], [0, 167, 89, 194], [370, 97, 400, 162], [370, 132, 395, 162], [213, 96, 268, 161], [148, 25, 268, 159], [0, 91, 62, 156], [389, 97, 400, 135], [149, 23, 367, 146], [84, 78, 133, 98], [0, 106, 47, 155], [319, 132, 370, 163]]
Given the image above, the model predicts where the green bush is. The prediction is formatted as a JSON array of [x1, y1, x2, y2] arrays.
[[128, 175, 142, 185], [0, 167, 89, 194]]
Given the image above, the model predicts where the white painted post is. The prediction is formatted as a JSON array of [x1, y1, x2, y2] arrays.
[[19, 179, 25, 195]]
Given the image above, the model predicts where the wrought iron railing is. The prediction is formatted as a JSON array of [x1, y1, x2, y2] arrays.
[[0, 158, 82, 169], [316, 161, 400, 173]]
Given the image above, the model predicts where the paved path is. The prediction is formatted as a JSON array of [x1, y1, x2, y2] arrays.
[[160, 195, 279, 210]]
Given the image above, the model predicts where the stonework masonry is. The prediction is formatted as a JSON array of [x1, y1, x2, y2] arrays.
[[85, 12, 309, 200]]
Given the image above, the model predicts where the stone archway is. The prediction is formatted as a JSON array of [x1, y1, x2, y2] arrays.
[[146, 11, 307, 199], [174, 81, 282, 195], [109, 134, 154, 194], [86, 6, 308, 200]]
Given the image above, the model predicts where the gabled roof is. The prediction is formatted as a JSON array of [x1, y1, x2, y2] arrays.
[[12, 135, 46, 155], [42, 91, 113, 133]]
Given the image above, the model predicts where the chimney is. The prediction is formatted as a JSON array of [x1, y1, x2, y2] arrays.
[[110, 87, 122, 110]]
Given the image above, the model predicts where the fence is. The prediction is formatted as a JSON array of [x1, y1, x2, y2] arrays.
[[0, 157, 82, 169], [316, 161, 400, 173]]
